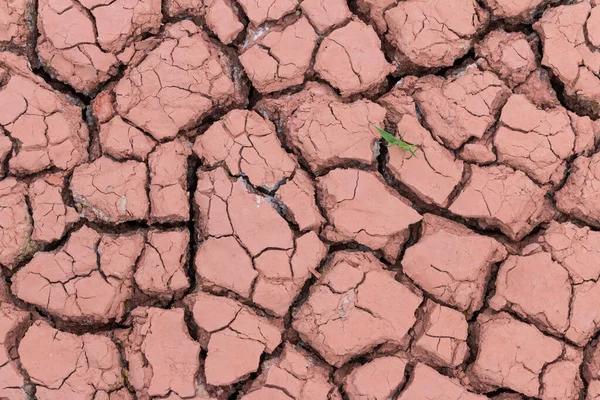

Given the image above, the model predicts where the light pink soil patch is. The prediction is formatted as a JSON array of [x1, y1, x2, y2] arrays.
[[412, 65, 510, 149], [343, 355, 408, 400], [0, 52, 89, 175], [0, 0, 34, 46], [385, 0, 488, 70], [187, 292, 283, 386], [28, 173, 79, 244], [194, 168, 326, 315], [193, 109, 296, 190], [120, 307, 201, 399], [476, 29, 537, 88], [534, 2, 600, 117], [11, 226, 142, 323], [402, 214, 507, 315], [488, 222, 600, 346], [237, 0, 298, 26], [0, 302, 30, 400], [468, 311, 583, 398], [99, 116, 156, 161], [555, 152, 600, 228], [71, 156, 149, 223], [19, 321, 126, 399], [149, 139, 192, 223], [300, 0, 351, 33], [387, 114, 464, 207], [315, 19, 393, 96], [205, 0, 244, 44], [275, 169, 325, 232], [398, 363, 487, 400], [411, 300, 469, 368], [240, 17, 318, 94], [292, 251, 423, 367], [283, 96, 386, 174], [134, 229, 190, 300], [0, 178, 32, 269], [317, 169, 422, 262], [241, 343, 341, 399], [449, 165, 556, 240], [494, 94, 594, 185], [36, 0, 161, 93], [114, 21, 247, 140]]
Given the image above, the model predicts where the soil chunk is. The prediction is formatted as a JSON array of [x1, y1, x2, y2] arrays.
[[292, 251, 423, 367]]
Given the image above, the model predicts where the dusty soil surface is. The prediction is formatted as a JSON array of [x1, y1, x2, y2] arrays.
[[3, 0, 600, 398]]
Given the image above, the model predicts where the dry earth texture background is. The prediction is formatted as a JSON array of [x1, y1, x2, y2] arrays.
[[4, 0, 600, 398]]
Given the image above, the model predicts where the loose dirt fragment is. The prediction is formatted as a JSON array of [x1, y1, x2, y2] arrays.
[[119, 307, 201, 399], [187, 292, 283, 386], [475, 29, 537, 88], [19, 321, 126, 399], [402, 214, 507, 315], [385, 0, 488, 70], [387, 114, 464, 207], [195, 168, 325, 315], [283, 97, 386, 174], [193, 109, 297, 190], [411, 300, 469, 368], [0, 302, 30, 400], [164, 0, 202, 18], [134, 229, 190, 301], [398, 363, 486, 400], [342, 355, 408, 400], [114, 21, 247, 140], [292, 251, 423, 367], [449, 165, 556, 241], [240, 17, 318, 94], [237, 0, 298, 26], [99, 116, 157, 161], [494, 94, 576, 185], [12, 225, 143, 323], [314, 19, 393, 96], [149, 139, 192, 223], [0, 52, 89, 175], [483, 0, 554, 23], [36, 0, 161, 93], [468, 311, 583, 399], [205, 0, 244, 44], [514, 68, 560, 108], [275, 169, 325, 232], [355, 0, 396, 33], [534, 2, 600, 117], [412, 65, 510, 149], [459, 134, 497, 165], [0, 0, 34, 46], [29, 173, 79, 244], [241, 343, 341, 399], [71, 156, 149, 223], [317, 169, 422, 262], [555, 152, 600, 228]]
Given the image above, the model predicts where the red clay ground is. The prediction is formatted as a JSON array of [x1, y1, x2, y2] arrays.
[[2, 0, 600, 399]]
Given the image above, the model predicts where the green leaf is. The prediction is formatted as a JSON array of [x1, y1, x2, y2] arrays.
[[374, 125, 418, 158]]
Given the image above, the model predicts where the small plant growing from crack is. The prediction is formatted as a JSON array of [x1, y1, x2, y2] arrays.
[[375, 125, 418, 158]]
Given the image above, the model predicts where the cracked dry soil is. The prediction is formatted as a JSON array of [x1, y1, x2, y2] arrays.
[[5, 0, 600, 399]]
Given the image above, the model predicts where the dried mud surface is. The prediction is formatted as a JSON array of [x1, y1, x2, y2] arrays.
[[3, 0, 600, 399]]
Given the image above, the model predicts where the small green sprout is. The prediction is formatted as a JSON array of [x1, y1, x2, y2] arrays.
[[374, 125, 418, 158]]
